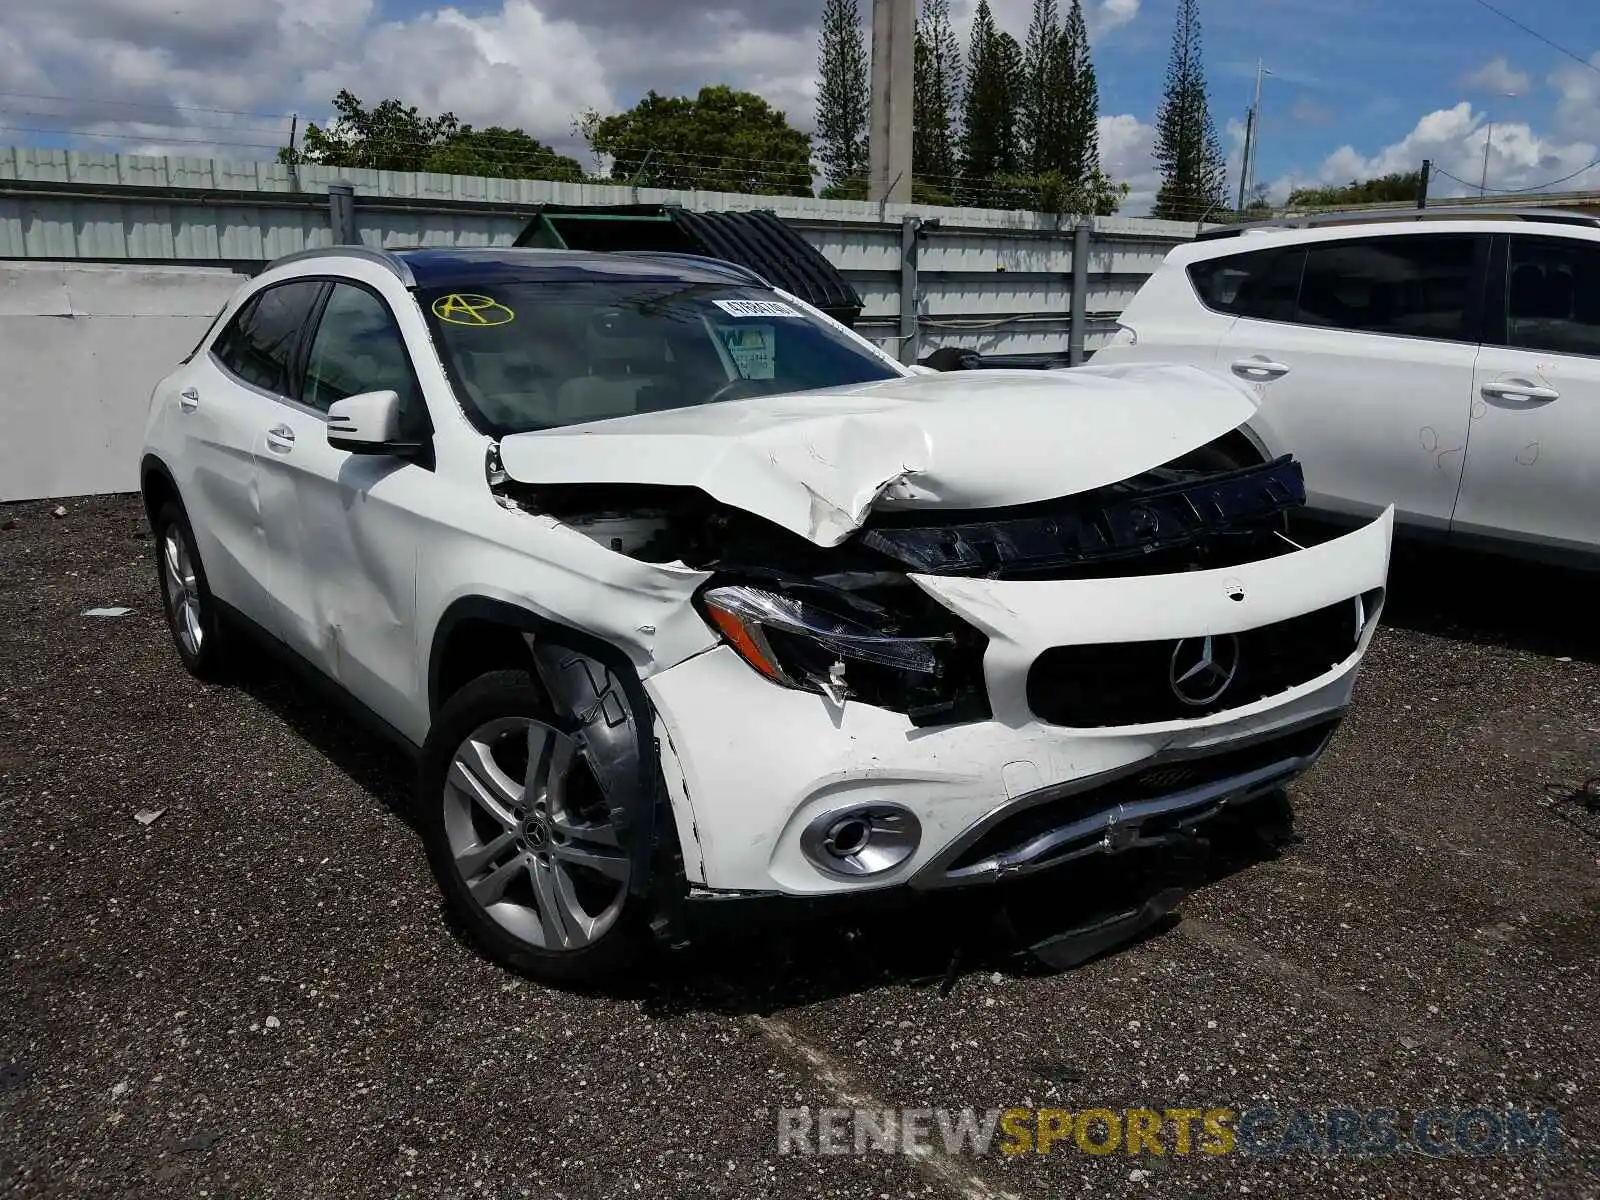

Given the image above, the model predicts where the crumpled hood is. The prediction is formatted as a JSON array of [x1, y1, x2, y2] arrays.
[[496, 363, 1258, 547]]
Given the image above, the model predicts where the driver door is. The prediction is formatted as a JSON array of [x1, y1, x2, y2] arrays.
[[254, 280, 434, 734]]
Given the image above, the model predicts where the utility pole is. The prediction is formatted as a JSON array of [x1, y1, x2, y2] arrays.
[[868, 0, 915, 204], [1235, 107, 1256, 212], [1235, 60, 1270, 211], [1417, 159, 1431, 209], [1479, 120, 1494, 196]]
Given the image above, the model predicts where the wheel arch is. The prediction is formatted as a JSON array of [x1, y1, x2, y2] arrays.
[[139, 453, 182, 529], [426, 596, 684, 908]]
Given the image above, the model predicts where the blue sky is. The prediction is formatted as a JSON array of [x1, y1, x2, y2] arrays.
[[2, 0, 1597, 214], [1088, 0, 1600, 199]]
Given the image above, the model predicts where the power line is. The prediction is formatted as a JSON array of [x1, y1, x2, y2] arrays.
[[1467, 0, 1600, 75], [1432, 155, 1600, 195]]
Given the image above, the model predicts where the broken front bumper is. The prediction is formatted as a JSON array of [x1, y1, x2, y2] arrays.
[[646, 508, 1393, 896]]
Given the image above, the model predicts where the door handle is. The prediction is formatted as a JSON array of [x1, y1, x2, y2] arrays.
[[1230, 358, 1291, 381], [265, 424, 296, 453], [178, 387, 200, 412], [1481, 381, 1559, 404]]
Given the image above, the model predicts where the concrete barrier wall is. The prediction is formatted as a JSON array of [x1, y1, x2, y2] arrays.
[[0, 262, 244, 501]]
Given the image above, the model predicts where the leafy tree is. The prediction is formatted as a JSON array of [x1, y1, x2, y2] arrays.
[[282, 90, 584, 182], [820, 176, 957, 205], [1150, 0, 1226, 221], [995, 169, 1127, 215], [960, 1, 1023, 201], [1287, 171, 1422, 208], [913, 0, 962, 194], [423, 127, 584, 182], [1059, 0, 1101, 182], [284, 90, 458, 172], [815, 0, 870, 189], [586, 85, 814, 196]]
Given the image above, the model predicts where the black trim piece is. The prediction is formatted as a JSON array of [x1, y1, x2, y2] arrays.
[[288, 282, 333, 406], [1464, 231, 1494, 347], [513, 204, 864, 327], [1483, 232, 1509, 348], [427, 597, 670, 901]]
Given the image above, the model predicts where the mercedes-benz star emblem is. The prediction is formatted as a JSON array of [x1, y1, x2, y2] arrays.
[[1168, 633, 1241, 706]]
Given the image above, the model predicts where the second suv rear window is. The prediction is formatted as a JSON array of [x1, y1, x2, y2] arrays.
[[1295, 235, 1477, 341]]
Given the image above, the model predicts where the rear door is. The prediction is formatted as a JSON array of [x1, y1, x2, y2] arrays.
[[1215, 232, 1488, 530], [254, 279, 433, 733], [1453, 232, 1600, 558], [175, 279, 324, 629]]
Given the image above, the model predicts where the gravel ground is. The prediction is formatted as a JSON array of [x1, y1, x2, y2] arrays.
[[2, 494, 1598, 1200]]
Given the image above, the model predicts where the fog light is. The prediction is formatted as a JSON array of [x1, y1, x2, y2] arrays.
[[801, 804, 921, 877]]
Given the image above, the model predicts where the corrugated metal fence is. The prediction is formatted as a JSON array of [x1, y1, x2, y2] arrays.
[[0, 146, 1197, 359]]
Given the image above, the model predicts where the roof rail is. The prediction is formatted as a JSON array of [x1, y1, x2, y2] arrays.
[[1194, 205, 1600, 242], [610, 250, 771, 288], [259, 245, 417, 285]]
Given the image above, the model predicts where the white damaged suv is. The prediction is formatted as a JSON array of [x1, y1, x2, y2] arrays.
[[140, 246, 1393, 984]]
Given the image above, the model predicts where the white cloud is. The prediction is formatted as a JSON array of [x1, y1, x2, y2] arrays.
[[1098, 112, 1158, 214], [1272, 101, 1600, 201], [1550, 53, 1600, 141], [1461, 56, 1530, 96], [0, 0, 823, 163], [1097, 0, 1140, 33]]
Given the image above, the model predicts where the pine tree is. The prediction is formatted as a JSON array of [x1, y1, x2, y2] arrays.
[[913, 0, 962, 194], [1021, 0, 1065, 175], [815, 0, 870, 189], [960, 0, 1020, 202], [1151, 0, 1226, 221], [1059, 0, 1100, 180]]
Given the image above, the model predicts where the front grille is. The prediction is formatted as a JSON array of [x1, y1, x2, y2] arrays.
[[1027, 593, 1378, 728], [944, 721, 1336, 875]]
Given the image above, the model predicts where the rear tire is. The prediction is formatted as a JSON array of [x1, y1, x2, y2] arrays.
[[419, 669, 649, 986], [153, 500, 231, 682]]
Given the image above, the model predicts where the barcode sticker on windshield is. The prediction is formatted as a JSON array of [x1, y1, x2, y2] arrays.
[[713, 299, 801, 319], [718, 325, 776, 379]]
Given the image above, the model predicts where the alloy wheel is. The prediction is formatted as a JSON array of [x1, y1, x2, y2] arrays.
[[161, 524, 204, 659], [441, 716, 630, 951]]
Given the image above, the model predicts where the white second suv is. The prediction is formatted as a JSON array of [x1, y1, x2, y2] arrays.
[[1095, 208, 1600, 566], [141, 245, 1392, 985]]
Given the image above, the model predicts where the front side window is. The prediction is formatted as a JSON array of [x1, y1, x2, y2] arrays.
[[419, 280, 901, 435], [1188, 246, 1306, 322], [302, 284, 426, 432], [212, 280, 324, 395], [1295, 235, 1479, 342], [1502, 236, 1600, 358]]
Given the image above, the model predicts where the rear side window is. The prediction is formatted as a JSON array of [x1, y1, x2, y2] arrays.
[[1502, 236, 1600, 358], [1295, 235, 1477, 342], [1188, 247, 1306, 322], [213, 280, 324, 395]]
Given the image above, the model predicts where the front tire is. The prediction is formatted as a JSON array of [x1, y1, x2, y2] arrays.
[[153, 500, 230, 681], [419, 670, 647, 986]]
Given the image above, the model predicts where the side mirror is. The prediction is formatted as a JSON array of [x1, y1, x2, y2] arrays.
[[327, 390, 421, 456]]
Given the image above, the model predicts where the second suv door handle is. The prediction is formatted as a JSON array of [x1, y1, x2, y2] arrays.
[[1230, 358, 1291, 381], [1481, 380, 1560, 404], [265, 424, 296, 453], [178, 387, 200, 412]]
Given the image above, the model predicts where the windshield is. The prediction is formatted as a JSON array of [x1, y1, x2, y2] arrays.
[[419, 280, 902, 435]]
